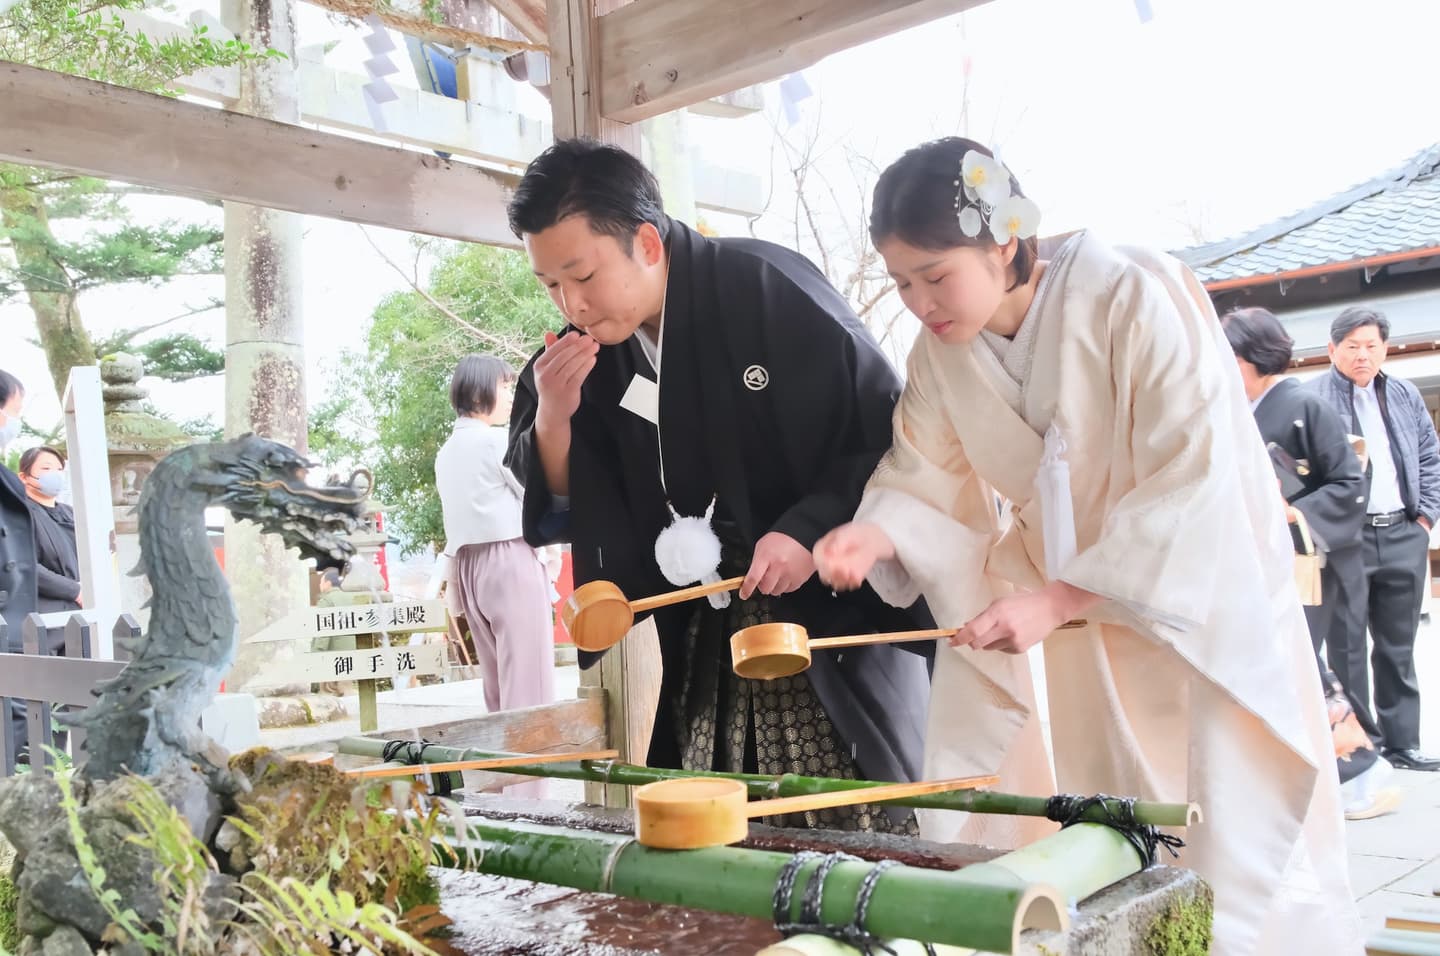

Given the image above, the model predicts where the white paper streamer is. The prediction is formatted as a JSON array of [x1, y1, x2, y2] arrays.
[[1036, 424, 1077, 579]]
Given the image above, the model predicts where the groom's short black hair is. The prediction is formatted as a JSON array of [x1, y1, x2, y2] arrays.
[[1221, 307, 1294, 375], [507, 138, 670, 253]]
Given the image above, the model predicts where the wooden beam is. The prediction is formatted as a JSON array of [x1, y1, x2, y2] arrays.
[[0, 61, 518, 247], [115, 11, 764, 215], [484, 0, 550, 43], [0, 653, 126, 708], [598, 0, 990, 123]]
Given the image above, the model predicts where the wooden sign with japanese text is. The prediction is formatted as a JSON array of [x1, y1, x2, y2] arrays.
[[248, 643, 448, 689], [249, 600, 448, 644]]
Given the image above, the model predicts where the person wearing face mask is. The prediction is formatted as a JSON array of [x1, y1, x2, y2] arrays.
[[0, 369, 40, 762], [813, 138, 1359, 954], [18, 446, 81, 619]]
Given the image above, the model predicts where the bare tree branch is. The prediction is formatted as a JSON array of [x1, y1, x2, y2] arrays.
[[876, 303, 910, 350], [357, 225, 532, 364], [110, 299, 225, 343]]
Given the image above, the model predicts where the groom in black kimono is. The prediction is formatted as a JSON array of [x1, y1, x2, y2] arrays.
[[505, 139, 932, 833]]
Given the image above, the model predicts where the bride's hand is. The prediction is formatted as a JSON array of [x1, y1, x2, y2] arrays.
[[951, 582, 1100, 654], [813, 522, 895, 592]]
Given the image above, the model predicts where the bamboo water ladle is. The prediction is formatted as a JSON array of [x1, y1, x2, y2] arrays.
[[561, 576, 746, 652], [634, 774, 999, 850], [730, 620, 1089, 680]]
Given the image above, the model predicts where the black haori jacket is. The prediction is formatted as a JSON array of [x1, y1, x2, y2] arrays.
[[507, 219, 933, 781]]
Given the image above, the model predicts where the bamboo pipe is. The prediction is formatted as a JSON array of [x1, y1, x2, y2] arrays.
[[561, 576, 745, 652], [337, 737, 1201, 828], [731, 620, 1088, 680], [1387, 907, 1440, 933], [432, 814, 1154, 954], [345, 749, 619, 779], [634, 775, 998, 849], [1366, 930, 1440, 955]]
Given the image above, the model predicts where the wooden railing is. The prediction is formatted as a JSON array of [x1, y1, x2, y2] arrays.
[[0, 614, 133, 776]]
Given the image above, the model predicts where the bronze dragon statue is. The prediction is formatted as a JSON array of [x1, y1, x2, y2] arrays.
[[71, 434, 368, 785]]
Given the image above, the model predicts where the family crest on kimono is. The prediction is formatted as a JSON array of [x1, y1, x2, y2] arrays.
[[813, 137, 1363, 955], [503, 139, 933, 833]]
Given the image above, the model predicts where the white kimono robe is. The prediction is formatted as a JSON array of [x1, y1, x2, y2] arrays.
[[857, 232, 1361, 955]]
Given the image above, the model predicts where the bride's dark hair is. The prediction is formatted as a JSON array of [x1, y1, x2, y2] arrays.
[[870, 137, 1038, 291]]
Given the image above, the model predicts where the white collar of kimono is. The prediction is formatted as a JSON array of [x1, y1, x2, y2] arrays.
[[634, 257, 669, 375]]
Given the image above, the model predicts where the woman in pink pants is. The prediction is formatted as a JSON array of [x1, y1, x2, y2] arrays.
[[436, 355, 555, 717]]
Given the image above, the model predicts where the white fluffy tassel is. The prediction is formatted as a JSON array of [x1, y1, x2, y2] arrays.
[[654, 499, 731, 609], [1036, 424, 1077, 580]]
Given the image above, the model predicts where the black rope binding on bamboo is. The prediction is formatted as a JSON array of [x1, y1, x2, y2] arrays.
[[1044, 793, 1184, 867], [378, 739, 456, 797], [771, 851, 936, 956]]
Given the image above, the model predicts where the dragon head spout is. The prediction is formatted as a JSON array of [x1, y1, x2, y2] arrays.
[[189, 434, 369, 566]]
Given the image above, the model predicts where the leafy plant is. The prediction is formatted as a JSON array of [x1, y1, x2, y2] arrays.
[[231, 875, 441, 956], [222, 750, 467, 953], [124, 776, 221, 954], [36, 753, 466, 954]]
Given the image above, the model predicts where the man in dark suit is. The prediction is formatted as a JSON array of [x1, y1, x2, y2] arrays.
[[0, 369, 39, 761], [1308, 308, 1440, 771]]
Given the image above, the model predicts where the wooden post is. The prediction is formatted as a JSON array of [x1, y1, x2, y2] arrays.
[[356, 632, 379, 733], [112, 613, 140, 663], [63, 615, 93, 761], [21, 615, 55, 773], [547, 0, 659, 806], [61, 367, 119, 657], [219, 0, 311, 692]]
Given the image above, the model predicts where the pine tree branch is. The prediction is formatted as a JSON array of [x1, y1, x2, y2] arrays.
[[104, 300, 225, 349]]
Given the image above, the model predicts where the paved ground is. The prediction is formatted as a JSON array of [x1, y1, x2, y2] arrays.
[[1343, 613, 1440, 934]]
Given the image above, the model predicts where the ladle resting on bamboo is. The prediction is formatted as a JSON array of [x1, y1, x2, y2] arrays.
[[730, 619, 1088, 679], [634, 774, 999, 849]]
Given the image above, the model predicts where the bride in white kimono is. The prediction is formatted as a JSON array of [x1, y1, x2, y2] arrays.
[[813, 137, 1361, 955]]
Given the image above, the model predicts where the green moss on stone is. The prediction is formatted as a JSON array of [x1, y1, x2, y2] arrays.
[[103, 411, 191, 453], [0, 837, 17, 951], [1144, 891, 1214, 956]]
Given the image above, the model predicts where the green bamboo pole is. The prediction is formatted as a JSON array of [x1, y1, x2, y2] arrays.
[[1364, 930, 1440, 956], [339, 736, 1197, 827], [431, 815, 1145, 954], [982, 821, 1144, 907]]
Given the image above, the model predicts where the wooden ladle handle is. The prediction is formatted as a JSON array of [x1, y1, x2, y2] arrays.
[[630, 576, 746, 613], [346, 748, 619, 779], [751, 774, 999, 817], [807, 619, 1087, 652]]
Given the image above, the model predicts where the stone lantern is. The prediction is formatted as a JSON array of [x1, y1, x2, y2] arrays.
[[100, 353, 192, 625]]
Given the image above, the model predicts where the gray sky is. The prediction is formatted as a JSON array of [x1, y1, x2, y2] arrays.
[[5, 0, 1438, 434]]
